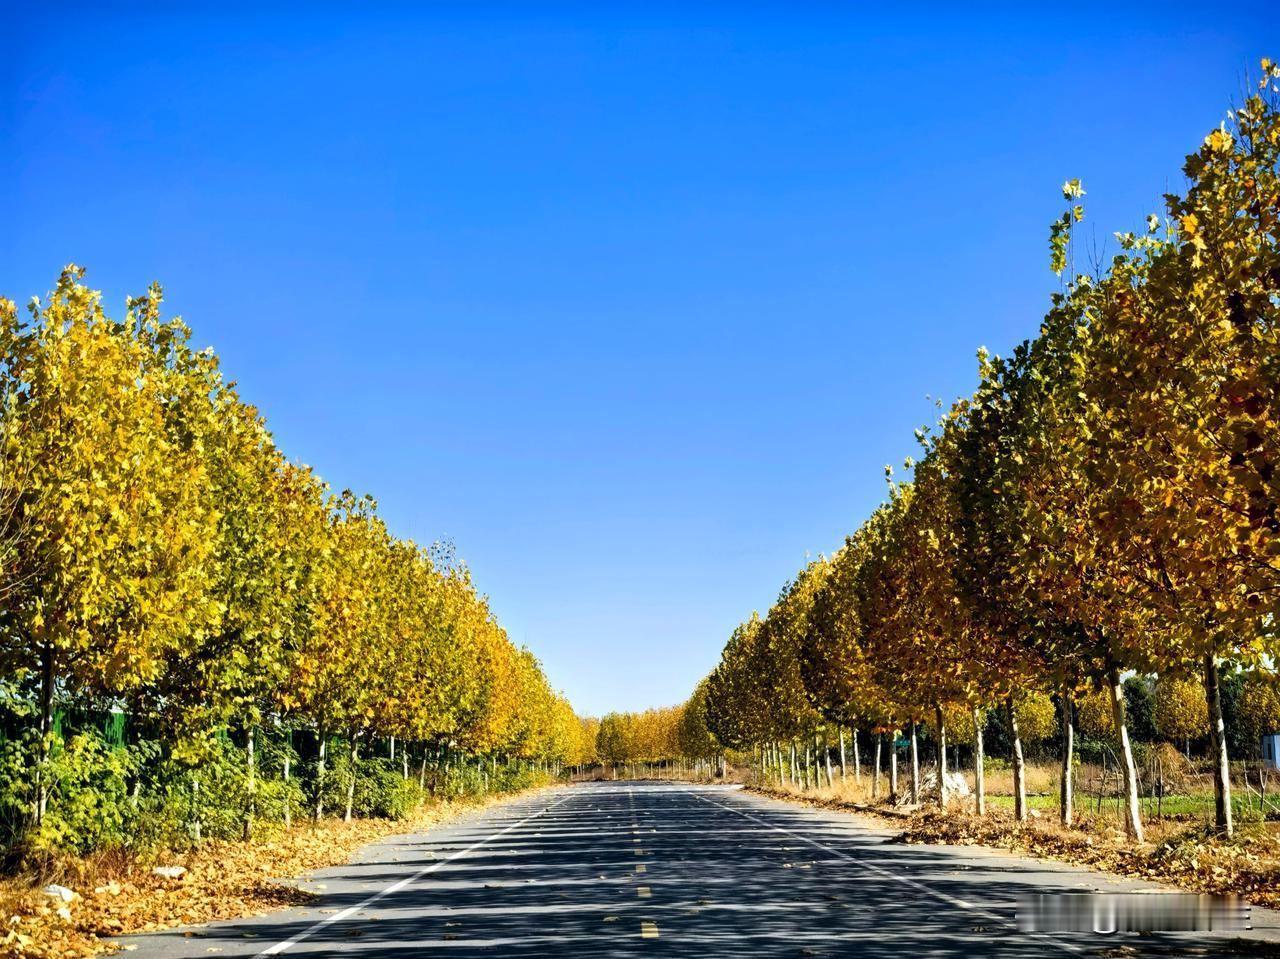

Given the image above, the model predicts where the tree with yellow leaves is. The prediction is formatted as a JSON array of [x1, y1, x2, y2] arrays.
[[0, 269, 220, 826]]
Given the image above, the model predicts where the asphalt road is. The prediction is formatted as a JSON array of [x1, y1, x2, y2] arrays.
[[120, 782, 1280, 958]]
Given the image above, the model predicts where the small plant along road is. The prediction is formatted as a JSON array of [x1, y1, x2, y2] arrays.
[[120, 783, 1280, 958]]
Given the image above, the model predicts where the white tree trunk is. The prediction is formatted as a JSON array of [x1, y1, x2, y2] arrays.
[[1060, 687, 1074, 827], [191, 775, 202, 843], [935, 705, 948, 808], [344, 738, 359, 823], [315, 733, 327, 821], [909, 721, 920, 805], [1203, 653, 1233, 837], [1005, 696, 1027, 822], [973, 705, 985, 816], [872, 734, 881, 798], [1106, 660, 1145, 842], [889, 734, 899, 803], [283, 752, 292, 828], [34, 643, 58, 827], [243, 726, 256, 842]]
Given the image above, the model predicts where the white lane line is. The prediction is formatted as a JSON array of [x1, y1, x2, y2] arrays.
[[686, 787, 1086, 957], [255, 791, 573, 957]]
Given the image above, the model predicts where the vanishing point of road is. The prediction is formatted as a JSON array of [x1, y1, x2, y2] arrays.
[[121, 782, 1280, 958]]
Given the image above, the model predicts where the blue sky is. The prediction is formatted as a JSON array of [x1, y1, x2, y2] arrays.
[[3, 4, 1277, 715]]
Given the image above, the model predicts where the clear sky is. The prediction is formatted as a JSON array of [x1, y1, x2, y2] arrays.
[[2, 4, 1277, 716]]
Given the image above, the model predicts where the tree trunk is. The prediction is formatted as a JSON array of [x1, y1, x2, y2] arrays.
[[283, 753, 292, 827], [1106, 657, 1145, 842], [852, 728, 862, 784], [243, 725, 256, 842], [1060, 686, 1074, 827], [838, 727, 847, 783], [36, 641, 56, 827], [1005, 695, 1027, 822], [1203, 653, 1233, 837], [889, 734, 899, 803], [973, 705, 985, 816], [935, 704, 948, 808], [790, 741, 798, 786], [822, 733, 833, 788], [191, 775, 202, 843], [909, 720, 920, 805], [873, 733, 882, 799], [315, 732, 327, 821]]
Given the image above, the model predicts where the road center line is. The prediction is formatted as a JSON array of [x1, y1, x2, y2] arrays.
[[255, 791, 573, 957]]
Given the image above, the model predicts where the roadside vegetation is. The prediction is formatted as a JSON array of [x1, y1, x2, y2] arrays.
[[688, 60, 1280, 842], [4, 49, 1280, 959], [598, 61, 1280, 906], [0, 273, 596, 954], [749, 754, 1280, 911], [0, 788, 547, 958]]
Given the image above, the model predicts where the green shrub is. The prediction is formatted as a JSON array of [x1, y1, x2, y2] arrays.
[[33, 734, 152, 856]]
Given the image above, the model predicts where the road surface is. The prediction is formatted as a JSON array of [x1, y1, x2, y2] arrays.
[[120, 782, 1280, 957]]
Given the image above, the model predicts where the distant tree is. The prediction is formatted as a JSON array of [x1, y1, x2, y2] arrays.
[[1013, 692, 1058, 747], [1123, 677, 1158, 744], [1233, 670, 1280, 758], [1152, 675, 1209, 756]]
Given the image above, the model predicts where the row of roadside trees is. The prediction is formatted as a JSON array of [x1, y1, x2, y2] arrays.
[[591, 695, 723, 777], [695, 61, 1280, 842], [0, 268, 593, 854]]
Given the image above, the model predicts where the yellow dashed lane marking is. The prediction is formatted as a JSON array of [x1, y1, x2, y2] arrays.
[[640, 921, 659, 939], [634, 848, 646, 855], [635, 864, 646, 873], [637, 886, 651, 898]]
